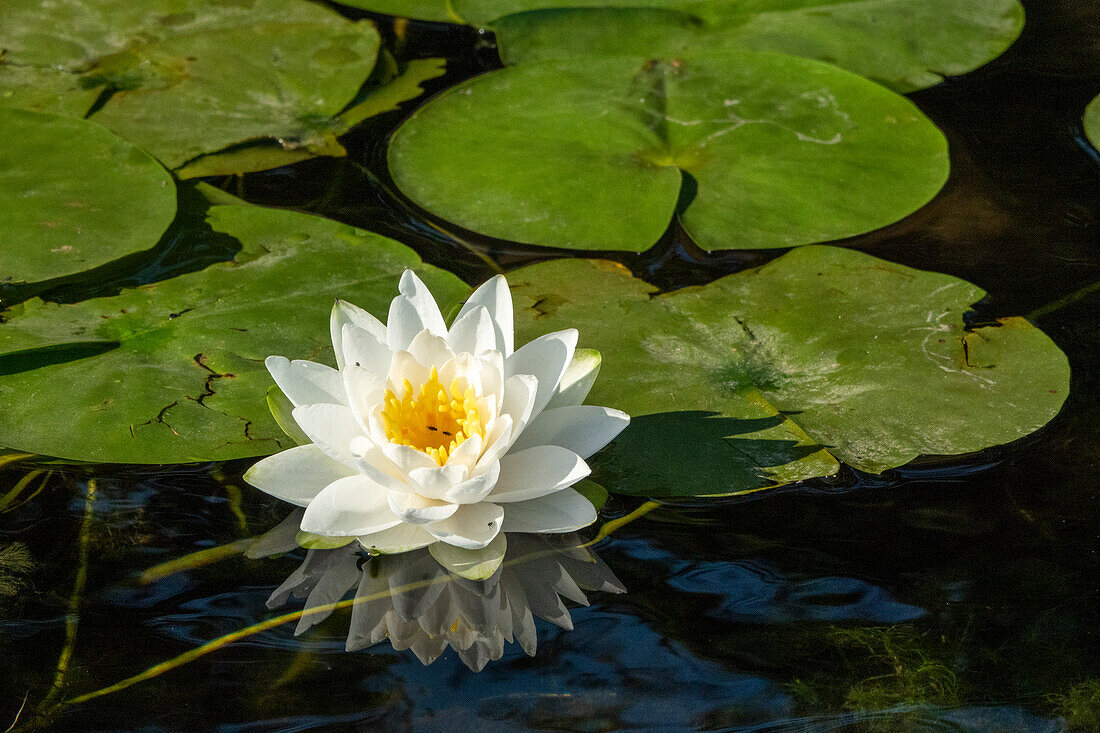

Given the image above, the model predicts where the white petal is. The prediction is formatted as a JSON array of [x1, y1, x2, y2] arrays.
[[456, 275, 513, 356], [475, 414, 513, 472], [343, 365, 386, 432], [407, 329, 454, 369], [500, 489, 596, 534], [500, 373, 538, 436], [244, 445, 357, 507], [265, 356, 345, 407], [386, 350, 430, 392], [399, 270, 448, 336], [300, 475, 402, 536], [349, 436, 410, 493], [546, 348, 601, 409], [440, 461, 500, 504], [341, 323, 392, 377], [490, 446, 590, 503], [506, 329, 577, 419], [443, 432, 482, 473], [425, 502, 504, 550], [331, 299, 387, 369], [357, 524, 436, 554], [447, 305, 497, 356], [377, 438, 439, 475], [510, 405, 629, 459], [407, 463, 469, 500], [388, 491, 458, 525], [291, 404, 365, 468]]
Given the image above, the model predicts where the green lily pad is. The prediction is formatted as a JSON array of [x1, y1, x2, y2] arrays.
[[174, 57, 447, 179], [0, 109, 176, 286], [491, 0, 1024, 93], [337, 0, 1022, 93], [0, 0, 381, 170], [508, 247, 1069, 496], [0, 206, 467, 464], [1084, 94, 1100, 151], [389, 52, 948, 252]]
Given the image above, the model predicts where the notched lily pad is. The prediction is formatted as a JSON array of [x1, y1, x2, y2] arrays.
[[0, 0, 383, 171], [0, 109, 176, 286], [0, 206, 468, 463], [508, 248, 1069, 496], [389, 52, 948, 252], [338, 0, 1023, 93]]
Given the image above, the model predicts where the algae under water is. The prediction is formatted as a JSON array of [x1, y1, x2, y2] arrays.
[[0, 0, 1098, 730]]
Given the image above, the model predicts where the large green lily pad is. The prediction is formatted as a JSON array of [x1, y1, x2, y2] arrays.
[[0, 0, 381, 170], [389, 52, 948, 252], [0, 109, 176, 287], [337, 0, 1023, 93], [1085, 94, 1100, 151], [508, 247, 1069, 496], [0, 206, 467, 463]]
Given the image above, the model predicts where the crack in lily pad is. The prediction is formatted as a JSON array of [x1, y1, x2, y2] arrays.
[[0, 109, 177, 286], [389, 52, 948, 252], [0, 0, 382, 171], [508, 248, 1069, 497], [0, 206, 467, 463], [337, 0, 1023, 93], [1084, 93, 1100, 152]]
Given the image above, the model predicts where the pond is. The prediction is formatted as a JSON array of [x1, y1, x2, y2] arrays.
[[0, 0, 1098, 730]]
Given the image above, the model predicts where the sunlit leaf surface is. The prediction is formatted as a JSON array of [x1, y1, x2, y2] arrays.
[[0, 0, 381, 170], [509, 247, 1069, 495], [389, 52, 948, 252], [1084, 93, 1100, 151], [339, 0, 1023, 92], [0, 206, 467, 463], [0, 109, 176, 286]]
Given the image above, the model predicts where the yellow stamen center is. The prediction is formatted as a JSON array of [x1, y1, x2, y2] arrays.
[[380, 366, 484, 466]]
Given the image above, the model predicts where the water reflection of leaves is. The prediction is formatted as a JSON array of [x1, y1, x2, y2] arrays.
[[263, 533, 624, 671]]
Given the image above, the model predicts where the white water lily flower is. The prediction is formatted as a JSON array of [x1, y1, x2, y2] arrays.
[[244, 271, 629, 551]]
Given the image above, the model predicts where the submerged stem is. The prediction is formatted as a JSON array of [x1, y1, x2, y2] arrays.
[[38, 479, 96, 711]]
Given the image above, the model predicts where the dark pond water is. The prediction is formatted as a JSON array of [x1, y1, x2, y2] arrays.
[[2, 0, 1099, 730]]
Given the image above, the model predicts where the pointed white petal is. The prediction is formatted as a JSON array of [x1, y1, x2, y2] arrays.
[[343, 365, 386, 432], [300, 475, 401, 536], [388, 491, 458, 525], [425, 502, 504, 550], [341, 323, 392, 377], [440, 461, 500, 504], [456, 275, 513, 356], [331, 299, 386, 369], [407, 329, 454, 369], [387, 296, 426, 352], [349, 436, 410, 492], [500, 373, 538, 437], [407, 463, 469, 500], [265, 356, 345, 407], [475, 414, 513, 471], [386, 349, 430, 391], [291, 404, 365, 468], [510, 405, 629, 459], [356, 524, 436, 554], [443, 432, 482, 473], [546, 348, 601, 409], [506, 329, 578, 419], [399, 270, 448, 336], [447, 305, 497, 355], [490, 446, 590, 503], [377, 439, 439, 474], [500, 489, 597, 534], [244, 445, 356, 507]]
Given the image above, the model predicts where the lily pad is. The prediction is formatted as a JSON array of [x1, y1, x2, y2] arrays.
[[491, 0, 1024, 93], [0, 206, 467, 464], [389, 52, 948, 252], [1084, 94, 1100, 151], [0, 0, 381, 170], [0, 109, 176, 286], [508, 247, 1069, 496], [337, 0, 1022, 93]]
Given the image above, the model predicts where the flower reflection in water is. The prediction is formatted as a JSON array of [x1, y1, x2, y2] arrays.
[[253, 526, 624, 671]]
